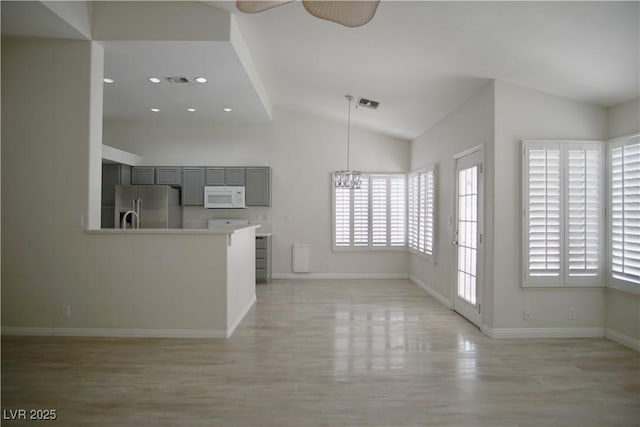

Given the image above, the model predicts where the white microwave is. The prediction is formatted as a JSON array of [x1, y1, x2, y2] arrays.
[[204, 186, 246, 209]]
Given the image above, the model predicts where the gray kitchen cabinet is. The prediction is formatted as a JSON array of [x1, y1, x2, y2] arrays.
[[131, 167, 155, 185], [225, 167, 245, 186], [246, 167, 271, 206], [102, 163, 131, 228], [255, 235, 272, 283], [155, 167, 182, 186], [102, 164, 128, 205], [205, 167, 225, 186], [182, 167, 205, 206]]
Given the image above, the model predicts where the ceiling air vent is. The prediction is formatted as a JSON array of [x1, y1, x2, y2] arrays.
[[357, 97, 379, 110], [165, 76, 190, 84]]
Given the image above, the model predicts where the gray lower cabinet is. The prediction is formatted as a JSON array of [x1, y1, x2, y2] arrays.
[[256, 235, 272, 283], [131, 167, 155, 185], [205, 167, 225, 186], [156, 167, 182, 186], [246, 167, 271, 206], [182, 167, 205, 205]]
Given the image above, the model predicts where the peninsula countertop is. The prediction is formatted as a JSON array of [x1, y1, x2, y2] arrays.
[[87, 224, 260, 235]]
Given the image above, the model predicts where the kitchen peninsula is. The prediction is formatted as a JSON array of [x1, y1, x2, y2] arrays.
[[85, 224, 259, 338]]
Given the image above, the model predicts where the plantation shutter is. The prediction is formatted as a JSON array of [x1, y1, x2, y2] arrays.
[[566, 145, 602, 282], [353, 177, 369, 247], [408, 166, 436, 257], [424, 169, 435, 255], [418, 172, 428, 253], [390, 175, 406, 247], [525, 144, 562, 283], [371, 176, 388, 246], [334, 186, 351, 247], [611, 137, 640, 285], [408, 173, 419, 251]]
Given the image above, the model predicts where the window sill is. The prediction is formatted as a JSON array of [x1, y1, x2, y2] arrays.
[[409, 249, 437, 264], [332, 246, 408, 253], [522, 283, 605, 289], [607, 280, 640, 297]]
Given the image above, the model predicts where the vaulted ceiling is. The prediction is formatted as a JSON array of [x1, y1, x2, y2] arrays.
[[3, 1, 638, 140]]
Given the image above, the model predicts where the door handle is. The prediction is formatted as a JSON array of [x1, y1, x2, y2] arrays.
[[452, 240, 458, 246]]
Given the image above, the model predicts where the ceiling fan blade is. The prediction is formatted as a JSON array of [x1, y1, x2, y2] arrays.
[[236, 0, 294, 14], [302, 0, 380, 27]]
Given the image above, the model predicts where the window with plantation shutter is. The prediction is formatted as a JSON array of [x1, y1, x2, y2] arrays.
[[353, 178, 369, 247], [408, 173, 419, 251], [408, 165, 436, 259], [334, 187, 351, 247], [566, 145, 601, 282], [371, 176, 388, 247], [332, 173, 406, 250], [609, 135, 640, 289], [523, 141, 603, 287], [390, 176, 406, 247]]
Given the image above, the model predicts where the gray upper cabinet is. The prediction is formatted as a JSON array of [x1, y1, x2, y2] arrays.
[[225, 167, 245, 186], [182, 167, 205, 206], [156, 167, 182, 186], [102, 164, 125, 205], [246, 167, 271, 206], [205, 167, 225, 186], [131, 167, 155, 185]]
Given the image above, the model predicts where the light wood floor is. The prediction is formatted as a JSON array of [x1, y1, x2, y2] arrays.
[[2, 279, 639, 426]]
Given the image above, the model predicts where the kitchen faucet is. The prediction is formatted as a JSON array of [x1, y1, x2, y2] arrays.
[[121, 198, 141, 229], [121, 210, 139, 229]]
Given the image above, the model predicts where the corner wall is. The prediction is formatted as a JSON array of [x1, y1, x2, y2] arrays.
[[605, 99, 640, 350], [409, 82, 495, 321], [491, 81, 607, 335]]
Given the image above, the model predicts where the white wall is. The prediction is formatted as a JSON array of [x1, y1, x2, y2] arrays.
[[607, 99, 640, 139], [1, 38, 247, 337], [492, 81, 608, 332], [104, 108, 411, 277], [409, 83, 495, 323], [605, 98, 640, 349]]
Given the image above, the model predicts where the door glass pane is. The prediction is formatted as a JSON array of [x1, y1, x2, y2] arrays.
[[457, 165, 478, 306]]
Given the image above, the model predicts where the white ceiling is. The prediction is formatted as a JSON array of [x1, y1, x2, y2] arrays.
[[102, 42, 270, 122], [3, 1, 638, 140], [222, 0, 639, 139]]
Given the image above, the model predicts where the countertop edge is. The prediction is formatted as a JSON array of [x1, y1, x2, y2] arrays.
[[86, 225, 260, 236]]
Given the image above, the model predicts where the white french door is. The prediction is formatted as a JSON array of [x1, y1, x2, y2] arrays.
[[453, 148, 484, 327]]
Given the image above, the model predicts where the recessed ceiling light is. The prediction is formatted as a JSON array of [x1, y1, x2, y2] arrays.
[[194, 77, 208, 83], [223, 107, 232, 112], [148, 77, 162, 83], [150, 108, 160, 112], [103, 78, 115, 84], [187, 108, 197, 112]]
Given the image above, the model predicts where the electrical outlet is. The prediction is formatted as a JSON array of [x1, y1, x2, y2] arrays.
[[523, 308, 532, 321], [62, 305, 71, 319], [568, 307, 576, 320], [71, 214, 84, 227]]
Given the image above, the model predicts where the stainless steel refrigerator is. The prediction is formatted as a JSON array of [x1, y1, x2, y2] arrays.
[[114, 185, 182, 229]]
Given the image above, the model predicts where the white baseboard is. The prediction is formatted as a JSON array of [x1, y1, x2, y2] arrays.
[[409, 274, 452, 308], [226, 294, 256, 338], [481, 325, 605, 339], [1, 327, 227, 339], [605, 328, 640, 352], [271, 273, 409, 280]]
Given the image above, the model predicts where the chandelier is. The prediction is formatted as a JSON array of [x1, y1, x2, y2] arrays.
[[333, 95, 361, 189], [236, 1, 380, 28]]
